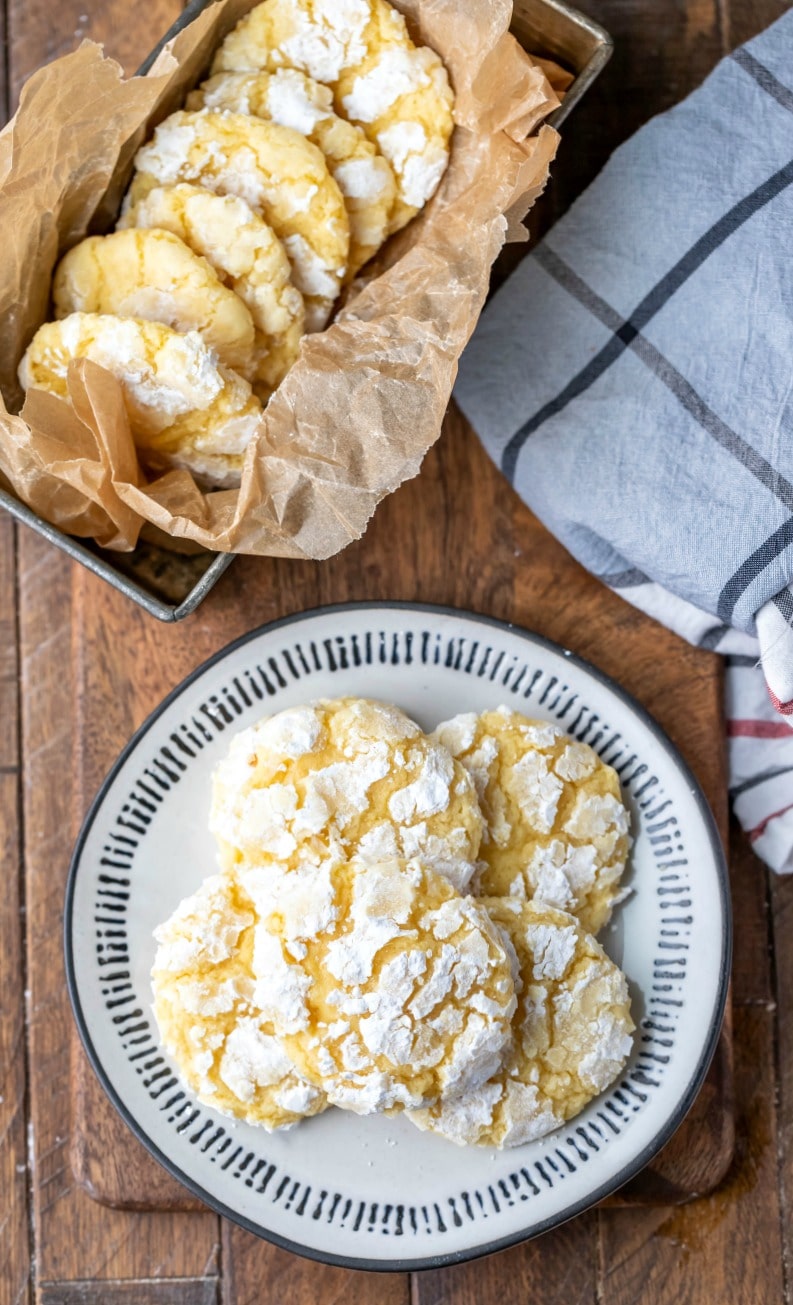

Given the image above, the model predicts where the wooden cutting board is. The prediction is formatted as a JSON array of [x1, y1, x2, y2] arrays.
[[68, 404, 733, 1211]]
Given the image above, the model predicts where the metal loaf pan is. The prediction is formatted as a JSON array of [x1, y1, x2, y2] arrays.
[[0, 0, 612, 621]]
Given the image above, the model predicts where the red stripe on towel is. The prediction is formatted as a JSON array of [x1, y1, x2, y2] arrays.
[[750, 801, 793, 841], [728, 718, 793, 738], [768, 687, 793, 716]]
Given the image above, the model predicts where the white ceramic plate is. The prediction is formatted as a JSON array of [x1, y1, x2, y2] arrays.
[[66, 603, 730, 1270]]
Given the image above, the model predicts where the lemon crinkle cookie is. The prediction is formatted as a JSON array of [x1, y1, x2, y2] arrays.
[[152, 873, 326, 1129], [52, 228, 255, 377], [119, 183, 304, 396], [212, 0, 454, 232], [130, 109, 349, 330], [245, 855, 517, 1112], [433, 707, 631, 935], [188, 70, 396, 276], [409, 897, 634, 1147], [211, 698, 484, 891], [18, 313, 262, 489]]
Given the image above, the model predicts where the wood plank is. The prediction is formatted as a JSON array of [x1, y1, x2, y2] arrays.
[[39, 1280, 218, 1305], [598, 1002, 784, 1305], [770, 868, 793, 1298], [0, 515, 32, 1305], [17, 531, 221, 1287], [417, 1214, 598, 1305], [9, 0, 224, 1289], [221, 1229, 410, 1305]]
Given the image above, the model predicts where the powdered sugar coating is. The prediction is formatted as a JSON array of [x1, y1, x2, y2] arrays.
[[52, 228, 256, 377], [211, 0, 453, 234], [130, 109, 349, 330], [151, 874, 325, 1130], [432, 707, 631, 934], [18, 312, 263, 489], [409, 897, 634, 1148], [247, 856, 516, 1113], [188, 69, 396, 275], [211, 698, 483, 892], [119, 183, 305, 397]]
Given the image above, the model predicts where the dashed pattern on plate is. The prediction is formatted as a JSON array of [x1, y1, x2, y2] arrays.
[[89, 621, 693, 1239]]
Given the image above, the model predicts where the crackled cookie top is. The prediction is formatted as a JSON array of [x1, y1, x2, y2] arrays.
[[210, 697, 483, 891], [52, 228, 255, 377], [130, 109, 349, 330], [338, 41, 454, 232], [409, 897, 634, 1148], [211, 0, 453, 233], [19, 313, 263, 489], [432, 707, 631, 934], [152, 874, 326, 1130], [212, 0, 406, 87], [119, 184, 304, 396], [189, 70, 396, 275], [244, 856, 516, 1113]]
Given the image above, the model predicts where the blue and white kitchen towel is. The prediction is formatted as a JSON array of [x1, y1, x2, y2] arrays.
[[455, 10, 793, 872]]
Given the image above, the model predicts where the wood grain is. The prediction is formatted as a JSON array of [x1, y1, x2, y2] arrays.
[[771, 870, 793, 1297], [598, 1002, 785, 1305], [38, 1281, 219, 1305], [0, 520, 31, 1305], [220, 1229, 410, 1305], [16, 531, 221, 1286]]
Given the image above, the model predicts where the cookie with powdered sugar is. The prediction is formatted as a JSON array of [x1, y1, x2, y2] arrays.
[[409, 897, 634, 1148], [53, 228, 255, 378], [211, 0, 454, 233], [118, 184, 305, 398], [210, 697, 484, 893], [188, 69, 396, 276], [152, 874, 326, 1130], [432, 707, 631, 935], [244, 855, 516, 1113], [129, 109, 349, 331], [18, 313, 263, 489]]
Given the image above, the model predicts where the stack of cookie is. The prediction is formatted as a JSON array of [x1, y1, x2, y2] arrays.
[[17, 0, 455, 489], [151, 698, 635, 1150]]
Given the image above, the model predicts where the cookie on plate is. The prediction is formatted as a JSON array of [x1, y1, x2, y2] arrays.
[[130, 109, 349, 330], [409, 897, 634, 1147], [152, 873, 326, 1129], [211, 0, 454, 232], [432, 707, 631, 935], [188, 70, 396, 276], [210, 697, 484, 892], [52, 228, 255, 377], [19, 313, 263, 489], [118, 183, 305, 397], [245, 855, 517, 1113]]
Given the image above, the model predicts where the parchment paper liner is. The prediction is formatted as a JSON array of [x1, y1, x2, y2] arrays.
[[0, 0, 559, 557]]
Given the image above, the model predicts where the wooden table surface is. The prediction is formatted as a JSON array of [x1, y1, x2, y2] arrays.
[[2, 0, 793, 1302]]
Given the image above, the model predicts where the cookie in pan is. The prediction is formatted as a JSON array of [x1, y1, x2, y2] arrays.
[[118, 183, 305, 397], [130, 109, 350, 330], [52, 227, 256, 377], [18, 312, 263, 489], [212, 0, 454, 232], [188, 69, 396, 276]]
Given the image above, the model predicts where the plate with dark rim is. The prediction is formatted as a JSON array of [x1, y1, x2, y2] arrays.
[[65, 602, 730, 1271]]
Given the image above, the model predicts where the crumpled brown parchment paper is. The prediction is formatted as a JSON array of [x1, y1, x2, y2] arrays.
[[0, 0, 559, 557]]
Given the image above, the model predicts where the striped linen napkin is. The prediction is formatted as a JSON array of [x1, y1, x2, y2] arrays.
[[454, 11, 793, 872]]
